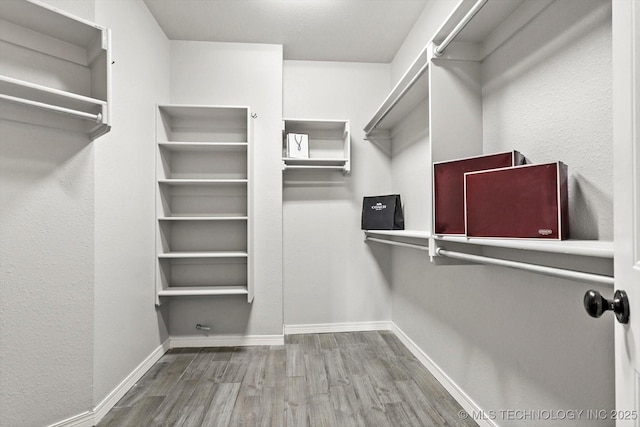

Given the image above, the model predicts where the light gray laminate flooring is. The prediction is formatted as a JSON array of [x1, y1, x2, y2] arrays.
[[97, 331, 479, 426]]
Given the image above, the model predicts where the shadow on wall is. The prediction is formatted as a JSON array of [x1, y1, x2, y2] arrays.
[[482, 0, 611, 96], [392, 248, 614, 415], [167, 297, 253, 336], [570, 173, 611, 240], [283, 169, 352, 201], [0, 117, 91, 212]]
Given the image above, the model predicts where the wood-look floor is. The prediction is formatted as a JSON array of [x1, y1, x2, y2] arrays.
[[97, 331, 479, 426]]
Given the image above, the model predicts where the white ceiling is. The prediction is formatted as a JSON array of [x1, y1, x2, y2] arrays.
[[142, 0, 429, 63]]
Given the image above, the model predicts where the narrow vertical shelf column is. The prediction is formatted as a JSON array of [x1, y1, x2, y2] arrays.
[[155, 105, 253, 304]]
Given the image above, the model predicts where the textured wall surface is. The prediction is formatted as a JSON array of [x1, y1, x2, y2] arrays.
[[282, 60, 393, 326], [388, 0, 615, 425], [0, 1, 96, 425], [482, 0, 612, 240], [0, 102, 95, 427], [93, 0, 170, 405]]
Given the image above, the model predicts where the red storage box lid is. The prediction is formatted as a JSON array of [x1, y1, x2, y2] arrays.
[[433, 151, 525, 235], [464, 162, 568, 239]]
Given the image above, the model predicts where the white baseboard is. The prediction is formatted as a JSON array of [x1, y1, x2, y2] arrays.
[[390, 324, 497, 427], [47, 411, 94, 427], [92, 339, 171, 424], [283, 320, 393, 335], [170, 334, 285, 348]]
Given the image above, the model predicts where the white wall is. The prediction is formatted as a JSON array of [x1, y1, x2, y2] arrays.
[[0, 2, 96, 425], [93, 0, 170, 406], [389, 0, 614, 425], [482, 0, 612, 240], [282, 61, 393, 327], [168, 41, 283, 336]]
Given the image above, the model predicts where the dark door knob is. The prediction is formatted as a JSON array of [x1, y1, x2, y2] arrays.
[[584, 290, 630, 324]]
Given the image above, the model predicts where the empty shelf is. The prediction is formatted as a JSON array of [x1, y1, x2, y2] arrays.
[[158, 179, 248, 185], [158, 216, 248, 221], [158, 142, 248, 151], [158, 251, 248, 259], [158, 286, 249, 297]]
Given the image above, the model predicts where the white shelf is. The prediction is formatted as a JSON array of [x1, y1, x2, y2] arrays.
[[156, 105, 253, 303], [157, 104, 249, 143], [158, 251, 248, 259], [158, 142, 248, 151], [158, 216, 248, 221], [282, 118, 351, 174], [364, 34, 430, 138], [158, 286, 249, 297], [364, 61, 429, 138], [158, 179, 248, 186], [283, 158, 349, 165], [434, 236, 614, 259], [0, 0, 111, 140]]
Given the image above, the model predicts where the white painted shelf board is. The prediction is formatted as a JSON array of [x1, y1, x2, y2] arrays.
[[158, 179, 248, 186], [158, 104, 248, 121], [366, 72, 429, 136], [364, 230, 432, 240], [283, 158, 348, 164], [158, 216, 248, 221], [0, 0, 104, 49], [158, 142, 248, 151], [283, 118, 349, 134], [435, 236, 614, 259], [158, 286, 249, 297], [158, 251, 249, 259]]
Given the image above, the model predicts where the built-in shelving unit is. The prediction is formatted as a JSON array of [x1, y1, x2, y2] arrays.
[[0, 0, 111, 140], [282, 118, 351, 174], [362, 0, 614, 284], [155, 105, 253, 304]]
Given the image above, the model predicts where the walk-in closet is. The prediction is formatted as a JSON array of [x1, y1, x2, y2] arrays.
[[1, 0, 637, 426]]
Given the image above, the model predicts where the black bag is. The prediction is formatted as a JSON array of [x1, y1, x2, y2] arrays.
[[361, 194, 404, 230]]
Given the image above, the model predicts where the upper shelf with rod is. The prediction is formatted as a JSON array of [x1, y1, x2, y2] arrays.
[[0, 0, 111, 140], [364, 0, 555, 140], [430, 0, 555, 61], [363, 45, 429, 140]]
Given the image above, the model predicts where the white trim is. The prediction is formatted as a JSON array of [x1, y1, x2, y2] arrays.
[[92, 339, 171, 424], [47, 411, 94, 427], [390, 324, 497, 427], [170, 334, 285, 348], [284, 321, 393, 335]]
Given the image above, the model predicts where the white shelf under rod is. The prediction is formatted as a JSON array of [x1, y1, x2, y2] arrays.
[[436, 247, 614, 287]]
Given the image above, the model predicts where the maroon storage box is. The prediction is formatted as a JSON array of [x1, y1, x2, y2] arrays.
[[433, 151, 525, 235], [464, 162, 568, 240]]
